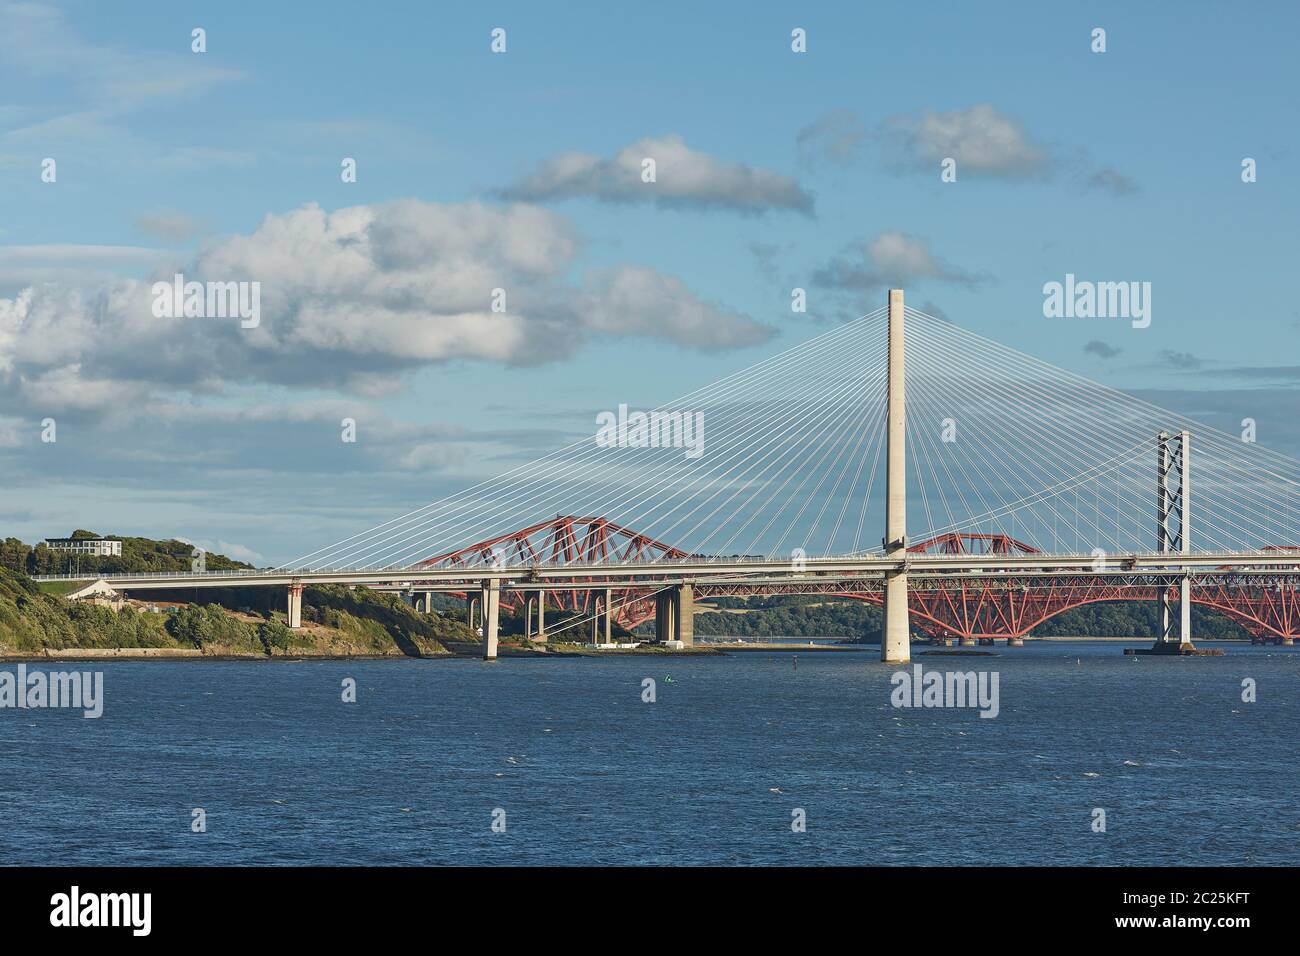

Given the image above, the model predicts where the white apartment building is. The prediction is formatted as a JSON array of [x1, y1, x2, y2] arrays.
[[44, 537, 123, 557]]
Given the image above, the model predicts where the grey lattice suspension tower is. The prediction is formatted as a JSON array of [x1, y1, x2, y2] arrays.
[[1156, 430, 1192, 647]]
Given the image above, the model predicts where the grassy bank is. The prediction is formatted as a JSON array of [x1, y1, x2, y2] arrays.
[[0, 565, 478, 658]]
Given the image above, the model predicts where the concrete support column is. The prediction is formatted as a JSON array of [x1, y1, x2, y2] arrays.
[[882, 288, 911, 663], [466, 595, 479, 630], [535, 594, 547, 643], [604, 588, 613, 644], [655, 590, 676, 643], [481, 579, 500, 660], [675, 583, 694, 646], [414, 591, 432, 614], [287, 584, 303, 629], [523, 594, 537, 640]]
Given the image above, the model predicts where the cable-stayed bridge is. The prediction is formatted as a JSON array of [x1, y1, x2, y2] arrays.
[[39, 291, 1300, 659]]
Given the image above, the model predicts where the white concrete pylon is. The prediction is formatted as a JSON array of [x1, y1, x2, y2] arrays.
[[882, 289, 911, 663], [481, 579, 500, 660]]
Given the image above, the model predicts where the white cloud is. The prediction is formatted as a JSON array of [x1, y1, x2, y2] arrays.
[[801, 105, 1139, 195], [397, 443, 470, 472], [813, 232, 983, 292], [581, 266, 772, 351], [0, 1, 243, 110], [796, 110, 869, 165], [17, 364, 145, 411], [501, 135, 814, 215], [0, 199, 775, 414], [0, 244, 176, 293], [883, 104, 1049, 177], [0, 244, 168, 265], [0, 2, 247, 175], [1082, 166, 1139, 196], [0, 415, 22, 448], [191, 540, 265, 565], [134, 211, 203, 243], [1084, 340, 1123, 360]]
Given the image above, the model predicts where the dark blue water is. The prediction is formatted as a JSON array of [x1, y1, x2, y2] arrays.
[[2, 642, 1297, 865]]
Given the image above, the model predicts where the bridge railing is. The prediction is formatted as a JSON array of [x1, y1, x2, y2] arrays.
[[29, 546, 1300, 582], [32, 569, 279, 581]]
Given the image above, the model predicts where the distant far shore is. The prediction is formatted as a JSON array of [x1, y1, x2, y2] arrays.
[[1026, 635, 1246, 643], [706, 635, 1251, 645]]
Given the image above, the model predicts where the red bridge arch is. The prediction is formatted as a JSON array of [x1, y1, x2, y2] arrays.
[[414, 516, 686, 628]]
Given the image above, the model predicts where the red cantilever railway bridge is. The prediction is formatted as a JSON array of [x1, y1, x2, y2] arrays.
[[413, 516, 1300, 644]]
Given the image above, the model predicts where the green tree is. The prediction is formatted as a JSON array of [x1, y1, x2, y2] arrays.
[[0, 538, 31, 574], [258, 619, 293, 655], [165, 604, 217, 648]]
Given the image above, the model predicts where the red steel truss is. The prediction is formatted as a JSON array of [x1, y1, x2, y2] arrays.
[[849, 579, 1300, 642], [412, 525, 1300, 640], [691, 576, 1300, 641], [416, 515, 688, 569], [907, 532, 1041, 555], [414, 516, 686, 627]]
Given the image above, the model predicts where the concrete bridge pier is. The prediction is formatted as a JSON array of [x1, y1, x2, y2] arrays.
[[654, 584, 694, 646], [523, 593, 548, 643], [590, 590, 613, 642], [959, 636, 976, 647], [676, 584, 693, 645], [654, 591, 672, 643], [480, 580, 500, 660], [466, 594, 480, 630], [1006, 636, 1025, 647], [287, 584, 303, 629], [589, 591, 614, 643], [414, 591, 432, 614]]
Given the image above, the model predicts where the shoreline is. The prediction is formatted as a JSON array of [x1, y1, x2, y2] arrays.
[[0, 636, 1260, 663], [0, 647, 458, 663], [0, 643, 724, 662]]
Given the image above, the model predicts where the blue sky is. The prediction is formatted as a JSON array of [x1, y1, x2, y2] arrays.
[[1, 0, 1297, 564]]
